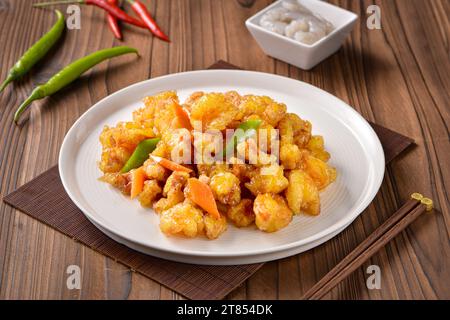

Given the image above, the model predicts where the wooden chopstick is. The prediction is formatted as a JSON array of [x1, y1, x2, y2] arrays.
[[302, 193, 433, 300]]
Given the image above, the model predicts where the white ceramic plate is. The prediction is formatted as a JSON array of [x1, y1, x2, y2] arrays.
[[59, 70, 385, 265]]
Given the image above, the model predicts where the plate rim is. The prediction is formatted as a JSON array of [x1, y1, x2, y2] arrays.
[[59, 69, 385, 258]]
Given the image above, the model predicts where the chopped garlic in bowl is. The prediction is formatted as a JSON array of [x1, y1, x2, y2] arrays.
[[259, 0, 334, 45]]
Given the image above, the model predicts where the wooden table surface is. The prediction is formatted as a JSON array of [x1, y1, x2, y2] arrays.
[[0, 0, 449, 300]]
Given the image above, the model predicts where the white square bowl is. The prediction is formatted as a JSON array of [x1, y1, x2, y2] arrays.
[[245, 0, 358, 70]]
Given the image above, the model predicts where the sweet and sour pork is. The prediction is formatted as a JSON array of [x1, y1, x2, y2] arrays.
[[99, 91, 336, 239]]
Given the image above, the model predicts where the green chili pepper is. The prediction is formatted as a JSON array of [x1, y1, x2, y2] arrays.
[[221, 119, 262, 160], [14, 46, 139, 123], [0, 10, 65, 94], [121, 138, 161, 173]]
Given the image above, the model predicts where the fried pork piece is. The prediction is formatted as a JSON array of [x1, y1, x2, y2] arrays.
[[151, 139, 170, 159], [163, 171, 190, 195], [136, 90, 187, 137], [245, 164, 289, 195], [133, 91, 179, 134], [189, 93, 239, 131], [159, 128, 192, 162], [138, 180, 162, 207], [235, 138, 277, 167], [99, 122, 153, 151], [143, 158, 169, 181], [285, 169, 320, 215], [196, 163, 230, 177], [224, 90, 242, 107], [237, 95, 287, 127], [254, 194, 293, 232], [159, 201, 205, 238], [279, 113, 312, 147], [209, 172, 241, 206], [279, 142, 303, 170], [183, 91, 204, 112], [278, 113, 312, 170], [203, 213, 227, 239], [307, 135, 330, 162], [99, 122, 152, 173], [153, 171, 190, 213], [99, 172, 130, 194], [99, 147, 131, 173], [304, 155, 336, 190], [227, 199, 255, 227], [230, 161, 255, 181], [193, 131, 223, 165], [257, 121, 277, 153]]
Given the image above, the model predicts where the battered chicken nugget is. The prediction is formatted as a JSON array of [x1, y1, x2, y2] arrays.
[[133, 91, 179, 130], [230, 162, 255, 181], [304, 155, 337, 190], [279, 113, 311, 147], [153, 101, 180, 135], [279, 142, 303, 170], [210, 172, 241, 205], [189, 93, 239, 131], [193, 131, 223, 165], [227, 199, 255, 227], [154, 171, 190, 213], [196, 163, 230, 177], [257, 121, 277, 153], [99, 123, 152, 173], [99, 172, 130, 194], [203, 213, 227, 239], [135, 91, 182, 136], [224, 90, 242, 107], [238, 95, 286, 127], [143, 158, 169, 181], [285, 169, 320, 215], [159, 201, 205, 238], [307, 135, 330, 162], [138, 180, 162, 207], [245, 164, 289, 195], [235, 139, 277, 167], [183, 91, 204, 112], [99, 147, 131, 173], [99, 123, 151, 151], [160, 128, 192, 162], [163, 171, 190, 197], [254, 194, 293, 232]]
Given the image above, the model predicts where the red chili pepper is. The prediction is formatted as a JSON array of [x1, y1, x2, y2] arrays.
[[105, 0, 122, 39], [34, 0, 147, 29], [126, 0, 170, 42]]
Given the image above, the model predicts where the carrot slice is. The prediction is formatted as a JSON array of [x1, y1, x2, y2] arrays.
[[150, 155, 192, 173], [130, 167, 146, 199], [187, 178, 220, 219], [174, 105, 193, 130]]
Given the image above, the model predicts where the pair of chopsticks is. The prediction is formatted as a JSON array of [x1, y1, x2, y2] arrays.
[[302, 193, 434, 300]]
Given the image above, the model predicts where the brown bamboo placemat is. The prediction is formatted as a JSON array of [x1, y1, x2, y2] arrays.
[[3, 61, 414, 300]]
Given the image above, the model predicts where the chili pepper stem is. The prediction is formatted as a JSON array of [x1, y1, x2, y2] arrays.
[[14, 88, 44, 124], [33, 0, 83, 7], [0, 75, 14, 93]]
